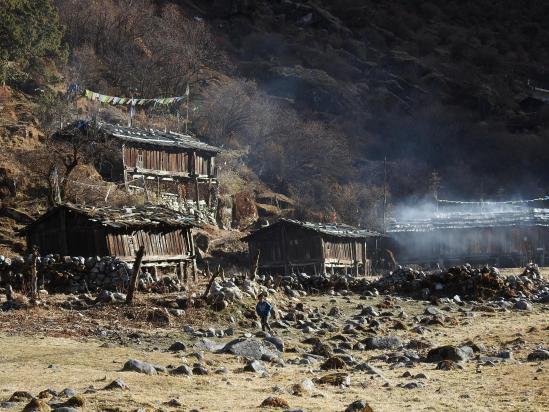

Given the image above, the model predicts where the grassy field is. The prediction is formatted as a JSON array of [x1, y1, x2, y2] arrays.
[[0, 292, 547, 411]]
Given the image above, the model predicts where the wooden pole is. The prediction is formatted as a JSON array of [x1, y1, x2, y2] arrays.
[[192, 259, 198, 282], [250, 249, 260, 281], [30, 246, 39, 300], [126, 246, 145, 304], [202, 265, 219, 299]]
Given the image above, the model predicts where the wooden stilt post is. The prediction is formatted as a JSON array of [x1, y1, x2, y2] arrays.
[[183, 261, 189, 283], [202, 264, 219, 299], [194, 177, 200, 210], [30, 246, 39, 300], [126, 246, 145, 304], [192, 258, 198, 282], [250, 250, 260, 281], [177, 261, 184, 282]]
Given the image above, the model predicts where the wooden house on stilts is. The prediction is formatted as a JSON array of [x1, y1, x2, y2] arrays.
[[25, 203, 198, 279], [56, 121, 222, 213], [243, 219, 383, 276]]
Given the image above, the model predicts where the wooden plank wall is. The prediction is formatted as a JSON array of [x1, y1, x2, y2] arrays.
[[106, 227, 191, 259], [287, 236, 321, 261], [252, 239, 284, 265], [123, 145, 215, 177], [324, 239, 356, 261], [28, 220, 64, 255], [124, 146, 189, 173], [195, 154, 210, 176]]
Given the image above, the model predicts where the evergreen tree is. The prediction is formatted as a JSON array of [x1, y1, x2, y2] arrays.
[[0, 0, 66, 70]]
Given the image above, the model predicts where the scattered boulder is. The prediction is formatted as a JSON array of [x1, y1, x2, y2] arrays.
[[59, 389, 76, 398], [223, 338, 280, 360], [363, 336, 402, 350], [104, 378, 129, 390], [345, 400, 374, 412], [193, 338, 225, 353], [265, 335, 285, 352], [436, 360, 462, 370], [260, 396, 289, 408], [244, 360, 268, 374], [514, 301, 533, 311], [321, 356, 347, 370], [23, 398, 51, 412], [146, 308, 171, 325], [354, 362, 385, 378], [22, 399, 51, 412], [38, 389, 57, 399], [527, 349, 549, 361], [401, 381, 424, 389], [426, 345, 471, 363], [290, 379, 315, 396], [170, 364, 193, 376], [58, 396, 84, 408], [9, 391, 33, 402], [122, 359, 158, 375], [168, 341, 187, 352], [315, 372, 351, 386], [192, 365, 209, 375]]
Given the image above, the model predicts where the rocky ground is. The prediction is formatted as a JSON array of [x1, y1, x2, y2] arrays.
[[0, 273, 547, 412]]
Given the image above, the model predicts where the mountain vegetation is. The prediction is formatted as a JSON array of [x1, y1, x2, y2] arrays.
[[1, 0, 549, 233]]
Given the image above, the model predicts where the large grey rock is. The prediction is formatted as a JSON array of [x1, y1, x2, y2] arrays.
[[265, 335, 285, 352], [424, 306, 444, 316], [193, 338, 225, 353], [168, 341, 187, 352], [363, 336, 402, 350], [354, 362, 385, 377], [170, 364, 193, 376], [223, 338, 281, 360], [244, 360, 267, 374], [104, 378, 129, 390], [345, 400, 374, 412], [514, 300, 533, 311], [122, 359, 157, 375], [426, 345, 471, 363]]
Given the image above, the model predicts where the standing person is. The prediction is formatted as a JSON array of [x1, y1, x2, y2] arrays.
[[255, 292, 273, 332]]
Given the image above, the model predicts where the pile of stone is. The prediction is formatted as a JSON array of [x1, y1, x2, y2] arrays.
[[0, 254, 183, 295], [372, 264, 548, 301], [256, 272, 371, 296], [207, 278, 269, 310]]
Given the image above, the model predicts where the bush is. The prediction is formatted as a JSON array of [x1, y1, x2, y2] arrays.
[[0, 0, 66, 67]]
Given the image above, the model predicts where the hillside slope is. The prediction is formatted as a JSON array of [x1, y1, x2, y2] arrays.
[[180, 0, 549, 200]]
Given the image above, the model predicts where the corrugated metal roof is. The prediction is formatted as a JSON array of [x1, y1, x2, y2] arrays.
[[388, 208, 549, 233], [243, 218, 383, 240]]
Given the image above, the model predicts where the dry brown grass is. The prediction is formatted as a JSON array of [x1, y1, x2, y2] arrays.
[[0, 293, 547, 411]]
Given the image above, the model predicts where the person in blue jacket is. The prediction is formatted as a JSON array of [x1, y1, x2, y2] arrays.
[[255, 292, 273, 332]]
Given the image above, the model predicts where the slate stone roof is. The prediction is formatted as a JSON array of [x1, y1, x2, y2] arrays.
[[27, 203, 196, 230], [63, 120, 221, 153], [96, 122, 222, 153], [243, 218, 383, 241], [388, 208, 549, 233]]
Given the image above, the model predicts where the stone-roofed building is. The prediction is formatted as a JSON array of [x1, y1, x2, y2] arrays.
[[25, 203, 198, 278], [388, 207, 549, 266], [58, 120, 222, 221], [242, 219, 383, 276]]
